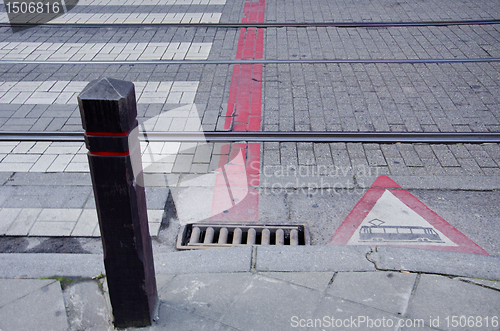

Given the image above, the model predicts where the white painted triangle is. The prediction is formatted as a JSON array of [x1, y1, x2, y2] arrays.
[[347, 190, 458, 246]]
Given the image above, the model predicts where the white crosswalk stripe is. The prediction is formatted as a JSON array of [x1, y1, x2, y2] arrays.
[[0, 207, 164, 236], [0, 42, 212, 61], [0, 81, 199, 104], [42, 12, 220, 24], [74, 0, 225, 5], [0, 12, 222, 24], [0, 140, 203, 173]]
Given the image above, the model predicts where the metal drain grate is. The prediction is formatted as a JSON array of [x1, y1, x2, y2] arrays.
[[176, 223, 310, 250]]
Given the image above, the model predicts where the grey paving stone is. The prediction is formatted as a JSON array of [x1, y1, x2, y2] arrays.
[[71, 209, 98, 237], [0, 208, 21, 235], [469, 149, 498, 168], [256, 246, 375, 272], [263, 149, 280, 165], [5, 208, 41, 236], [152, 304, 233, 331], [4, 172, 91, 186], [257, 190, 289, 223], [172, 154, 194, 173], [328, 271, 417, 316], [432, 145, 460, 167], [407, 274, 500, 330], [0, 253, 105, 278], [371, 247, 500, 281], [0, 280, 68, 331], [398, 145, 424, 167], [154, 247, 252, 274], [221, 273, 323, 331], [259, 271, 334, 292], [159, 273, 254, 321], [63, 280, 112, 331], [365, 148, 387, 167], [29, 221, 76, 236], [311, 294, 402, 330]]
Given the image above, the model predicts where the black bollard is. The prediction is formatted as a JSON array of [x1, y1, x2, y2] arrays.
[[78, 78, 158, 328]]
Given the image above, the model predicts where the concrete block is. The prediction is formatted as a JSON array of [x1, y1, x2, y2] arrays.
[[256, 246, 375, 272]]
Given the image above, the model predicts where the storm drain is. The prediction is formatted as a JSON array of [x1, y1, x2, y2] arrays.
[[176, 223, 310, 250]]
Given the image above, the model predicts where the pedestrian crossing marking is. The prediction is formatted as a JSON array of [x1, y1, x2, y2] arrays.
[[0, 42, 212, 61]]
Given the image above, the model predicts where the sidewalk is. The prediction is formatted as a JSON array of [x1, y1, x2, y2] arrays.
[[1, 246, 499, 330]]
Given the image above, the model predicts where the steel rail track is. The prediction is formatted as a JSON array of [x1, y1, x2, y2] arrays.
[[1, 19, 500, 29], [1, 57, 500, 65], [1, 131, 499, 143]]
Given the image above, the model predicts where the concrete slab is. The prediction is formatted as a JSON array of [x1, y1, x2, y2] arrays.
[[286, 188, 364, 245], [409, 190, 500, 256], [327, 271, 417, 316], [4, 172, 91, 186], [63, 280, 113, 331], [154, 247, 252, 274], [259, 271, 334, 292], [407, 274, 500, 331], [221, 274, 323, 331], [359, 175, 500, 190], [0, 280, 68, 331], [311, 295, 401, 331], [151, 303, 232, 331], [256, 246, 375, 272], [159, 273, 254, 320], [0, 278, 55, 307], [371, 247, 500, 281], [0, 253, 105, 278], [155, 274, 176, 291]]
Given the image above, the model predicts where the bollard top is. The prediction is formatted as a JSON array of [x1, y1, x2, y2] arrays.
[[78, 78, 137, 133]]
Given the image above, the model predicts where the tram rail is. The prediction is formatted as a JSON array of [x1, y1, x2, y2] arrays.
[[0, 131, 499, 143], [1, 57, 500, 65], [1, 19, 499, 29], [1, 16, 499, 146]]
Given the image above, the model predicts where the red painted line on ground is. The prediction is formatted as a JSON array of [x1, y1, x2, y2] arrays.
[[212, 0, 265, 222]]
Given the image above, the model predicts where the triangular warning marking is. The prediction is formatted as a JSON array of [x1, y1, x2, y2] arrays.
[[329, 176, 488, 255], [346, 190, 458, 247]]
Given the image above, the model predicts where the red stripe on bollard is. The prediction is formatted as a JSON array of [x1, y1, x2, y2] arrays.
[[89, 151, 130, 156], [86, 130, 130, 136]]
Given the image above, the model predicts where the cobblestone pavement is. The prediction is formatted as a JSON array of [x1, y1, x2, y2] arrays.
[[0, 0, 499, 251]]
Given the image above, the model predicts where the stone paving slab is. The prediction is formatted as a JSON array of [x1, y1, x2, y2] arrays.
[[62, 280, 113, 331], [3, 62, 498, 134], [1, 267, 498, 331], [264, 0, 500, 22], [77, 0, 226, 5], [327, 271, 417, 316], [0, 249, 498, 330], [0, 80, 199, 104], [0, 42, 212, 61], [0, 252, 105, 278], [265, 25, 500, 60], [255, 245, 376, 272], [407, 274, 500, 330], [0, 279, 69, 331], [261, 62, 500, 133], [0, 12, 223, 24], [371, 246, 500, 281], [261, 142, 500, 184], [0, 141, 230, 173], [0, 207, 164, 236]]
